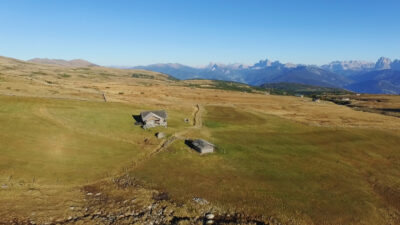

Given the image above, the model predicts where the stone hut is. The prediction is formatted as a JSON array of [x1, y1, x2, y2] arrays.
[[187, 139, 215, 154], [140, 110, 167, 129]]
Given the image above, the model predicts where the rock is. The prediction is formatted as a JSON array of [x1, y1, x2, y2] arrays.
[[206, 220, 214, 224], [193, 197, 208, 205], [156, 132, 165, 139], [86, 192, 93, 196], [67, 216, 73, 221], [70, 206, 75, 210], [205, 213, 215, 220], [95, 192, 102, 196], [1, 184, 8, 189]]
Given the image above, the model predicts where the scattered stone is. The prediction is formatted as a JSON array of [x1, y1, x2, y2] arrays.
[[95, 192, 102, 196], [205, 213, 215, 220], [193, 197, 209, 205], [69, 206, 75, 210], [1, 184, 8, 189], [86, 192, 93, 196], [67, 216, 73, 221], [206, 220, 214, 224], [156, 132, 165, 139]]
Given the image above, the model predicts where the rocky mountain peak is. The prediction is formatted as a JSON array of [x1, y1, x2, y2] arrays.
[[375, 57, 392, 70], [390, 59, 400, 71], [251, 59, 282, 69]]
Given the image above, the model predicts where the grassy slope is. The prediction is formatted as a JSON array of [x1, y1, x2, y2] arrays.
[[0, 95, 192, 218], [2, 55, 400, 223], [131, 105, 400, 224], [261, 82, 353, 96]]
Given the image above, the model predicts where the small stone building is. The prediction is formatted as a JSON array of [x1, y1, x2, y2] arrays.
[[188, 139, 215, 154], [312, 97, 320, 102], [140, 110, 167, 129]]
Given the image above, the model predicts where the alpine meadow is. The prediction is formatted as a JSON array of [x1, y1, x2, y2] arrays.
[[1, 1, 400, 225]]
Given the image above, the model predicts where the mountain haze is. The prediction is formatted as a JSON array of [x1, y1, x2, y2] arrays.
[[28, 58, 98, 67], [134, 59, 350, 88]]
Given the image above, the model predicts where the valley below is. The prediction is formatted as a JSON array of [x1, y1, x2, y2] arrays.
[[1, 56, 400, 225]]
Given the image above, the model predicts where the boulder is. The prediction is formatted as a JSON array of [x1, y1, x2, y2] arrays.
[[156, 132, 165, 139]]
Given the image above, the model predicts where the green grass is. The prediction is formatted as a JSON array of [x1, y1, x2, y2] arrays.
[[261, 82, 353, 96], [185, 80, 264, 93], [132, 72, 179, 81], [131, 105, 400, 224], [0, 95, 190, 185], [0, 95, 195, 219]]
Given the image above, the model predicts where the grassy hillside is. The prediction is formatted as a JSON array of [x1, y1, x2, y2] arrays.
[[1, 55, 400, 224], [261, 82, 353, 96], [0, 94, 193, 220], [323, 94, 400, 118], [132, 105, 400, 224], [184, 79, 264, 93]]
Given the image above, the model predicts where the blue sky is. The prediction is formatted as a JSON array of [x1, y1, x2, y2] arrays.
[[0, 0, 399, 66]]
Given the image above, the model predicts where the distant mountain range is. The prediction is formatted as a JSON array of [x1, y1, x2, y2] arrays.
[[134, 57, 400, 94], [28, 58, 98, 67]]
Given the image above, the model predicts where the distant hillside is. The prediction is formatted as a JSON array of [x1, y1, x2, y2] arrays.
[[266, 66, 351, 87], [183, 79, 263, 93], [135, 57, 400, 94], [135, 60, 350, 88], [260, 82, 352, 96], [28, 58, 98, 67], [345, 70, 400, 94], [135, 63, 204, 80]]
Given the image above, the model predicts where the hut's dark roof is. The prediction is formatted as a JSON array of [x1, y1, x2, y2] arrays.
[[140, 110, 167, 120], [192, 139, 214, 149]]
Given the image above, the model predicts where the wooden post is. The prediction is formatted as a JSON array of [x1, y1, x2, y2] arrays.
[[102, 92, 107, 102]]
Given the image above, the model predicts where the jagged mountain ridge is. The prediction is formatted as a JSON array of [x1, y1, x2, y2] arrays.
[[345, 70, 400, 94], [134, 57, 400, 94]]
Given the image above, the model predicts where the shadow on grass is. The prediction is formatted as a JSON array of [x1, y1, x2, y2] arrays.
[[132, 115, 143, 126]]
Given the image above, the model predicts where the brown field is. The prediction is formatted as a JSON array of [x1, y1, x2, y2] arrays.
[[325, 94, 400, 118], [1, 55, 400, 224]]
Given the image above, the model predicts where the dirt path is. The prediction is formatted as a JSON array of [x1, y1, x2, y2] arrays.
[[193, 104, 203, 128], [125, 103, 204, 171], [151, 103, 203, 153]]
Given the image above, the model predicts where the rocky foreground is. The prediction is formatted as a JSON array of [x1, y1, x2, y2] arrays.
[[2, 174, 282, 225]]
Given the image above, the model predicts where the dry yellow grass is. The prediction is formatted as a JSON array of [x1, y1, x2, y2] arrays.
[[1, 55, 400, 224]]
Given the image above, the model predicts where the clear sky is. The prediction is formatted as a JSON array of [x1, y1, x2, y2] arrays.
[[0, 0, 399, 66]]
